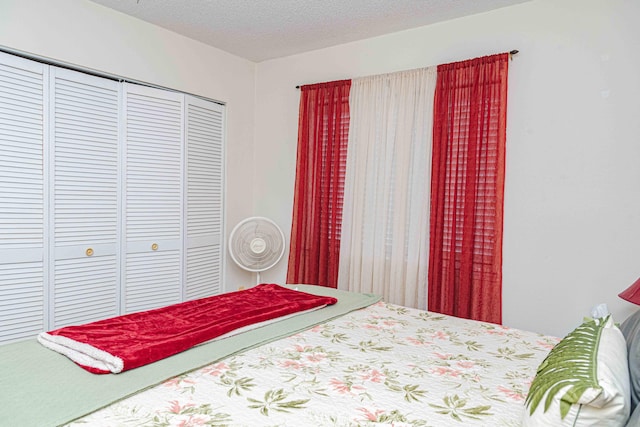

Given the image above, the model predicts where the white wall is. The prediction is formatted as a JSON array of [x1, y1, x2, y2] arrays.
[[254, 0, 640, 337], [0, 0, 258, 290]]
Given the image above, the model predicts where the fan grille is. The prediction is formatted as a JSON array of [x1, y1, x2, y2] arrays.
[[229, 217, 285, 272]]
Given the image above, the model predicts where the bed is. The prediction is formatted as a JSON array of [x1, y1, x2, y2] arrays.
[[1, 284, 635, 426]]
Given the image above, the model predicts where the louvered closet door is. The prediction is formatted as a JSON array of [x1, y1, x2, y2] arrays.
[[0, 53, 46, 344], [184, 96, 224, 300], [123, 84, 183, 313], [49, 68, 121, 329]]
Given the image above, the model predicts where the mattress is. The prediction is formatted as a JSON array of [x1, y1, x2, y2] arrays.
[[67, 298, 556, 426]]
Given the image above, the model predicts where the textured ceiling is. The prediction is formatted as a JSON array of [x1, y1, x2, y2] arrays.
[[88, 0, 530, 62]]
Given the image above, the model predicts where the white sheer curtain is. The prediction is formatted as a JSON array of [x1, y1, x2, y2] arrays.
[[337, 67, 436, 309]]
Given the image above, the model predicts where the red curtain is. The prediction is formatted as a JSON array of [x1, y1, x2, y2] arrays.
[[287, 80, 351, 288], [428, 53, 509, 324]]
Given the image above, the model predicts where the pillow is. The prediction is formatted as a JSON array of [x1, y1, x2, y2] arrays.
[[620, 310, 640, 413], [627, 404, 640, 427], [522, 315, 630, 426]]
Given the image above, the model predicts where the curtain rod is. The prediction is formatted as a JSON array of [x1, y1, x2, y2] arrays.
[[295, 49, 519, 89]]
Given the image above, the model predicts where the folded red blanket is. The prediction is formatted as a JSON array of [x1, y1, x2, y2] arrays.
[[38, 284, 337, 374]]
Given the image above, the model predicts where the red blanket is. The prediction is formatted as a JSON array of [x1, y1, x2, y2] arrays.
[[37, 284, 337, 374]]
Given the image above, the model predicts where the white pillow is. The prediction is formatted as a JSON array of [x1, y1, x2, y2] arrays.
[[522, 315, 630, 426]]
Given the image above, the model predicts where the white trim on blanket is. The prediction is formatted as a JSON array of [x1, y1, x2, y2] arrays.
[[37, 332, 124, 373]]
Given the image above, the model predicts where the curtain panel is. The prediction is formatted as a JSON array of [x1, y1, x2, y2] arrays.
[[428, 53, 509, 324], [286, 80, 351, 288], [338, 68, 436, 309]]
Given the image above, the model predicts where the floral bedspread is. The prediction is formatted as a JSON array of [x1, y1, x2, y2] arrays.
[[68, 302, 557, 426]]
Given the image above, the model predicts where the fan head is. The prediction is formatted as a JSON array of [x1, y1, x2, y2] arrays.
[[228, 217, 285, 273]]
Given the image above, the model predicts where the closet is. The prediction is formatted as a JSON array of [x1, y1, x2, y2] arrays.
[[0, 52, 225, 344]]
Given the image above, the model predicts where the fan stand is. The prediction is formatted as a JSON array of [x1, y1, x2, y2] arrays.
[[250, 236, 267, 286]]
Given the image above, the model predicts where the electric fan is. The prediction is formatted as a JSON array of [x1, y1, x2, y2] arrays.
[[228, 216, 286, 286]]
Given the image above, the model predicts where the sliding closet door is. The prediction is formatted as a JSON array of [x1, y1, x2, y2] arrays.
[[0, 53, 46, 344], [184, 96, 224, 299], [123, 84, 183, 313], [49, 68, 121, 329], [0, 51, 227, 344]]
